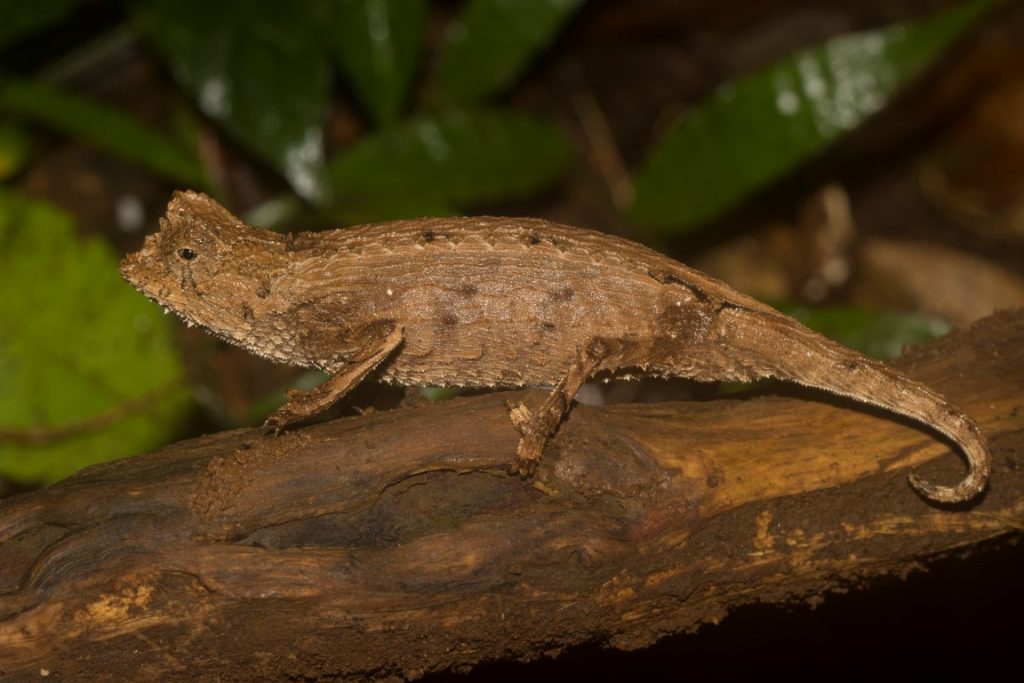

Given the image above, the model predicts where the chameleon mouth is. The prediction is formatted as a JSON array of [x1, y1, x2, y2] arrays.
[[118, 251, 139, 284], [119, 236, 164, 295], [121, 273, 198, 329], [119, 250, 174, 316], [119, 228, 163, 278]]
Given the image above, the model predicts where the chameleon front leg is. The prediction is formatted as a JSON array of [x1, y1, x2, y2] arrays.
[[264, 323, 404, 434], [508, 337, 623, 475]]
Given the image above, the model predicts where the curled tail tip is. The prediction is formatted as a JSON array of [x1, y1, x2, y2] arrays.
[[908, 418, 991, 504], [907, 468, 988, 505]]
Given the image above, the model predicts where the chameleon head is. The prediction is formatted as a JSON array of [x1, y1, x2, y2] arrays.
[[119, 190, 285, 339]]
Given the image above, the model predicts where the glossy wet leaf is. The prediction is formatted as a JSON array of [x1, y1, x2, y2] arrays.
[[437, 0, 586, 104], [328, 108, 570, 222], [784, 305, 951, 359], [0, 192, 193, 483], [0, 79, 205, 186], [330, 0, 426, 126], [0, 0, 82, 49], [134, 0, 330, 202], [631, 0, 994, 234]]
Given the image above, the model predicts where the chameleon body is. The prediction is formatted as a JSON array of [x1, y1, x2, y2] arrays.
[[120, 191, 991, 504]]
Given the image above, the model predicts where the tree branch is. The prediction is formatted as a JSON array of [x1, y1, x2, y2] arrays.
[[1, 311, 1021, 681]]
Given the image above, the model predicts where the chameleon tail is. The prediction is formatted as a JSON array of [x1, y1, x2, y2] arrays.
[[715, 307, 990, 504]]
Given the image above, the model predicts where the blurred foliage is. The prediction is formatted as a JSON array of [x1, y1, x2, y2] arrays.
[[0, 121, 31, 180], [631, 0, 994, 234], [0, 0, 994, 481], [1, 0, 991, 226], [437, 0, 586, 104], [0, 79, 206, 186], [0, 0, 82, 50], [0, 191, 193, 483], [133, 0, 579, 209], [3, 0, 580, 212], [329, 0, 426, 126], [134, 0, 332, 202], [329, 108, 570, 222], [783, 306, 952, 359]]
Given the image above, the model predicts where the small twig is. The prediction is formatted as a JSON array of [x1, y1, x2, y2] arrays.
[[563, 63, 635, 211]]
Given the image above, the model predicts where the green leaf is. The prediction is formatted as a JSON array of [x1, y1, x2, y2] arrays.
[[0, 0, 82, 50], [0, 121, 31, 180], [0, 79, 206, 187], [783, 305, 951, 359], [437, 0, 586, 104], [329, 0, 426, 126], [134, 0, 330, 202], [0, 192, 193, 483], [630, 0, 994, 234], [328, 108, 570, 222]]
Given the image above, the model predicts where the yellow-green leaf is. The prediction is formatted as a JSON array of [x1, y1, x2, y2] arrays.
[[0, 192, 193, 483]]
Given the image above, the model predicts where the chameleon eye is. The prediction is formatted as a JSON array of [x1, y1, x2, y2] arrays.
[[177, 247, 197, 261]]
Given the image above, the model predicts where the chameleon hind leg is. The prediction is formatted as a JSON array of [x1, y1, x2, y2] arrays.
[[508, 337, 628, 475]]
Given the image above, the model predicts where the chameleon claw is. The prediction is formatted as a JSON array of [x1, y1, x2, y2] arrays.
[[512, 432, 546, 477], [506, 400, 544, 475], [262, 405, 299, 436], [510, 453, 539, 477], [511, 458, 538, 477], [506, 400, 533, 432], [261, 416, 283, 436]]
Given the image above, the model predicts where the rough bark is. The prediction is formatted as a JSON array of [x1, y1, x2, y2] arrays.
[[1, 311, 1021, 681]]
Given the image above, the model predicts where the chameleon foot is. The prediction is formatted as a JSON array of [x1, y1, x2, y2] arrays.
[[507, 400, 533, 432], [507, 400, 546, 475], [262, 388, 318, 435]]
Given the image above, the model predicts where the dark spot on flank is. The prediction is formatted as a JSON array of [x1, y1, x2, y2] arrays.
[[541, 321, 556, 332], [419, 230, 448, 245], [520, 232, 544, 248], [285, 233, 316, 251], [241, 305, 255, 322], [841, 359, 859, 370], [550, 286, 575, 302], [658, 303, 712, 343], [585, 338, 611, 358], [458, 282, 479, 297], [440, 312, 459, 326], [256, 281, 272, 299]]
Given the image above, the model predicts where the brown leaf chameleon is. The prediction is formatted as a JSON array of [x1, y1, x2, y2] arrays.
[[120, 191, 991, 504]]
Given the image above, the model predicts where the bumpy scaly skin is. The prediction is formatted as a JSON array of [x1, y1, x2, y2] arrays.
[[120, 191, 991, 504]]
